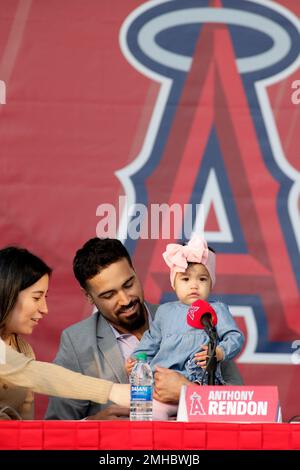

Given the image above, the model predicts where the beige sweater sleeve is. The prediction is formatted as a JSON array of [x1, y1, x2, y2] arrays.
[[1, 343, 113, 405]]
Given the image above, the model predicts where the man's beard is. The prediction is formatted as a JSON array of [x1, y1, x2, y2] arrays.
[[117, 299, 146, 331]]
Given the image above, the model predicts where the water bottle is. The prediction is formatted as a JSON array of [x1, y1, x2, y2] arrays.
[[130, 352, 153, 421]]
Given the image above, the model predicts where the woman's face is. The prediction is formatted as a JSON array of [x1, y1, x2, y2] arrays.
[[4, 274, 49, 337]]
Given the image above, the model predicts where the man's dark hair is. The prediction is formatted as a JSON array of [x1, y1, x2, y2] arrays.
[[73, 237, 133, 288], [0, 246, 52, 331]]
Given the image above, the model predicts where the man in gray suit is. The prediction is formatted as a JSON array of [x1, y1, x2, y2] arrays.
[[45, 238, 242, 420]]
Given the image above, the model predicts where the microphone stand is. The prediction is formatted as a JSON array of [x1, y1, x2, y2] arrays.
[[205, 326, 218, 385]]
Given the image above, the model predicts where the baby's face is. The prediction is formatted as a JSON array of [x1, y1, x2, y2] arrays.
[[174, 263, 212, 305]]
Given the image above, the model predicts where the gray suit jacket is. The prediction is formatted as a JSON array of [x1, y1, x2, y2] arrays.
[[45, 302, 242, 420]]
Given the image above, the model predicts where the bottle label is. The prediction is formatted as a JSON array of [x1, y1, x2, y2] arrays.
[[130, 385, 152, 401]]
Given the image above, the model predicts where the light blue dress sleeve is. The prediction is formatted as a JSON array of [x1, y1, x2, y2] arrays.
[[131, 306, 164, 362], [213, 302, 244, 361]]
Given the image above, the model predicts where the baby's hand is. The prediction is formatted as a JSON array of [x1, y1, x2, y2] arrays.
[[194, 345, 224, 369], [125, 357, 136, 376], [194, 345, 209, 369]]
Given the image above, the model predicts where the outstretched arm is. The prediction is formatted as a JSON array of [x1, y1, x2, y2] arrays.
[[1, 342, 130, 407]]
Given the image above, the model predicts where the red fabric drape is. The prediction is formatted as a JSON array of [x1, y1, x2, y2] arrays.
[[0, 422, 299, 450]]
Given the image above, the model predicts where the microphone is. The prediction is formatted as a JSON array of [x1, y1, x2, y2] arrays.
[[187, 299, 217, 337], [187, 299, 218, 385]]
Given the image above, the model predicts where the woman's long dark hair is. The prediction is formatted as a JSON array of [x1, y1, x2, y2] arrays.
[[0, 247, 52, 332]]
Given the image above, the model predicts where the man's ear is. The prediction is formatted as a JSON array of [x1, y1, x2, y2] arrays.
[[81, 288, 94, 305]]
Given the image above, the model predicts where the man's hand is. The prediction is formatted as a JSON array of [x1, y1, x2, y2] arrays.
[[153, 366, 191, 404], [86, 405, 129, 420]]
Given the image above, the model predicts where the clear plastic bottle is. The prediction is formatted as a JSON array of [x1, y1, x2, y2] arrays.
[[130, 352, 153, 421]]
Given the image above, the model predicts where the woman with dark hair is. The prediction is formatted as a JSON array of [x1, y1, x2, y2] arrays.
[[0, 247, 51, 419], [0, 247, 130, 419]]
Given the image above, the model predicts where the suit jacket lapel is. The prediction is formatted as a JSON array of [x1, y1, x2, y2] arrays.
[[95, 313, 128, 383], [145, 301, 157, 321]]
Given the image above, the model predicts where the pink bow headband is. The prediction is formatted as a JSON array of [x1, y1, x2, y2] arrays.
[[162, 234, 216, 288]]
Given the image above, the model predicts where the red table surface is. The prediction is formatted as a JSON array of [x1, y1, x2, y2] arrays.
[[0, 422, 299, 450]]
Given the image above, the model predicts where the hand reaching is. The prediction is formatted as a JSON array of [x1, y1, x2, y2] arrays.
[[109, 383, 130, 408]]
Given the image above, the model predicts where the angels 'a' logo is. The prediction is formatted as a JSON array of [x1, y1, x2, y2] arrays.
[[190, 392, 206, 416], [187, 306, 199, 322], [119, 0, 300, 365]]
